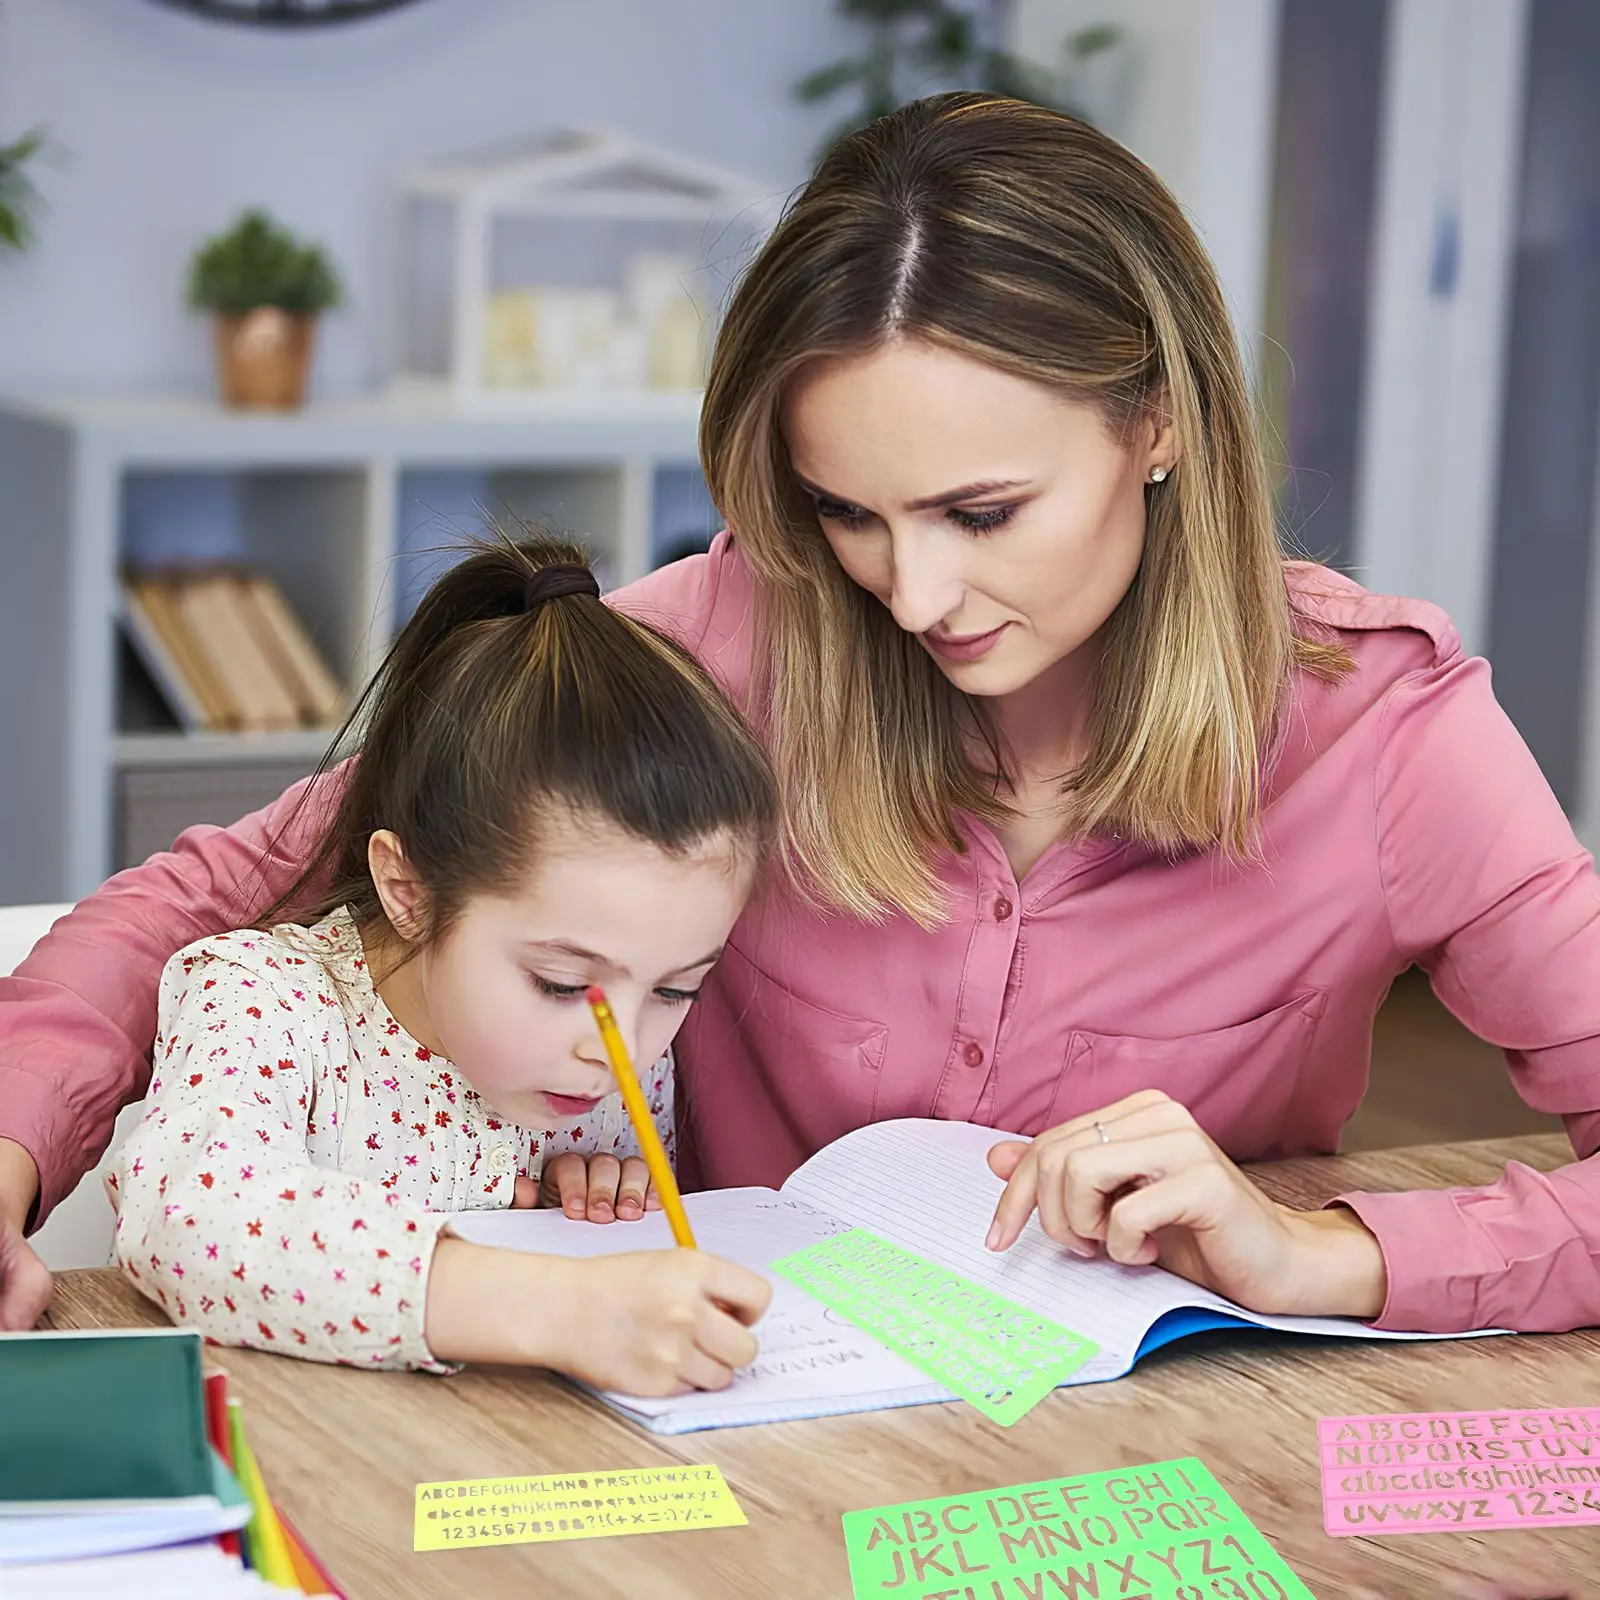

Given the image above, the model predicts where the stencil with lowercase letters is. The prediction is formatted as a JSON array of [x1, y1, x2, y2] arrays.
[[1319, 1408, 1600, 1536], [413, 1465, 745, 1551]]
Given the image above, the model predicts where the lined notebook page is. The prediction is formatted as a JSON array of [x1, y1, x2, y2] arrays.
[[780, 1118, 1444, 1380], [449, 1191, 947, 1430], [450, 1119, 1463, 1431]]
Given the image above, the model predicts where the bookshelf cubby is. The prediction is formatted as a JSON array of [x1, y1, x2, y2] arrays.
[[0, 389, 707, 902]]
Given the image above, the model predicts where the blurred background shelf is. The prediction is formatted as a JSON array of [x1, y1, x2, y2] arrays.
[[0, 389, 718, 901], [111, 730, 338, 766]]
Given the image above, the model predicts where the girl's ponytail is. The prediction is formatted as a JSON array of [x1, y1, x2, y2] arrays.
[[385, 542, 601, 673], [264, 533, 774, 942]]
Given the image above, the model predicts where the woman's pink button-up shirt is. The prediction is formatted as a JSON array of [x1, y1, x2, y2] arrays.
[[6, 536, 1600, 1335]]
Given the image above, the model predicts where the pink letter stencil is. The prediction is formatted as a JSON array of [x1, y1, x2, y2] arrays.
[[1320, 1409, 1600, 1536]]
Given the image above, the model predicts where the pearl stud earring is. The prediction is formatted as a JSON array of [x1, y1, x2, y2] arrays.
[[1149, 465, 1168, 483]]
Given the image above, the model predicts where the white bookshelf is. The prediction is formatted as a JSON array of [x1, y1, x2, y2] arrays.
[[110, 730, 338, 767], [0, 389, 711, 902]]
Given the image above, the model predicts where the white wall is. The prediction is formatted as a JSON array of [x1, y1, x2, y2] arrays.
[[1014, 0, 1280, 362], [1350, 0, 1527, 660], [0, 0, 856, 395]]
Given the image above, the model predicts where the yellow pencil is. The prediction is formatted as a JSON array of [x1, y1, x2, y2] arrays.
[[586, 984, 697, 1248]]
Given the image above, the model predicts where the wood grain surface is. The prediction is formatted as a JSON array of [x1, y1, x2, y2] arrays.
[[45, 1134, 1597, 1599]]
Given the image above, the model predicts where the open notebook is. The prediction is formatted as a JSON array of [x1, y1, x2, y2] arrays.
[[451, 1118, 1480, 1434]]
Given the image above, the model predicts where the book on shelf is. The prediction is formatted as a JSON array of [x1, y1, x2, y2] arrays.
[[120, 582, 214, 732], [119, 570, 346, 737], [178, 574, 301, 733], [238, 574, 345, 727]]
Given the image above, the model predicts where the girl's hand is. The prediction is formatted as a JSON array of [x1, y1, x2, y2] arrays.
[[553, 1250, 772, 1396], [426, 1237, 768, 1385], [984, 1090, 1388, 1319], [535, 1152, 660, 1222]]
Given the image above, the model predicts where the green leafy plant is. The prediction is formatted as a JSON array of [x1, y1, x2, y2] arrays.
[[0, 127, 46, 253], [187, 208, 343, 317], [797, 0, 1122, 153]]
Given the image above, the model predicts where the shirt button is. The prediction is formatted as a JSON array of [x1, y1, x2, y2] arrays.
[[487, 1145, 513, 1176], [962, 1040, 985, 1068], [994, 895, 1013, 921]]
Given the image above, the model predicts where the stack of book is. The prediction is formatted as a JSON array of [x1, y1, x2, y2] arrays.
[[121, 570, 345, 735], [0, 1327, 340, 1597]]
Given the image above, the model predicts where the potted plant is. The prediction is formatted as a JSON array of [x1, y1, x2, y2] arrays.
[[0, 128, 47, 254], [187, 209, 343, 409], [796, 0, 1125, 156]]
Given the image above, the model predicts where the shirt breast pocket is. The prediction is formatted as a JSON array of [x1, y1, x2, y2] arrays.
[[681, 940, 889, 1152], [1039, 990, 1328, 1160]]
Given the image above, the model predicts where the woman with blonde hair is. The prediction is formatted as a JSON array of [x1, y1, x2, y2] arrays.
[[3, 93, 1599, 1338]]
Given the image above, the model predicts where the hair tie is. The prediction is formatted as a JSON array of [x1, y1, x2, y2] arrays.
[[522, 563, 601, 611]]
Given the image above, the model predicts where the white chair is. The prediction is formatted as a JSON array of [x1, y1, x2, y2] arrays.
[[0, 904, 146, 1271]]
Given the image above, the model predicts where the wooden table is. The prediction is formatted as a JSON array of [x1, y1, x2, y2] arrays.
[[47, 1134, 1600, 1599]]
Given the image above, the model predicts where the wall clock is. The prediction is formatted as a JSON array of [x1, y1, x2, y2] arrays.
[[145, 0, 429, 26]]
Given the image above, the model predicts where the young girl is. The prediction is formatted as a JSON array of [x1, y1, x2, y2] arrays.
[[108, 539, 776, 1395]]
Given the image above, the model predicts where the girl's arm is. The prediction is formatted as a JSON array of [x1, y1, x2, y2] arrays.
[[117, 939, 774, 1386], [1344, 644, 1600, 1332], [112, 941, 455, 1370]]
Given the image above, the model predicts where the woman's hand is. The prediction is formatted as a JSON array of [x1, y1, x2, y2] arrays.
[[0, 1214, 51, 1331], [533, 1152, 660, 1222], [0, 1139, 50, 1331], [984, 1090, 1388, 1319]]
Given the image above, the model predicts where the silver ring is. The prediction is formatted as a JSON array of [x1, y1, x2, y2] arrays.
[[1094, 1120, 1110, 1144]]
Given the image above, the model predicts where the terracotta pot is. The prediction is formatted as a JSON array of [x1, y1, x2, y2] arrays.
[[212, 308, 317, 409]]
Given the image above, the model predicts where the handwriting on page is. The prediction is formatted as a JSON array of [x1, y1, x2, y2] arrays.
[[771, 1228, 1097, 1426], [842, 1458, 1313, 1600], [450, 1190, 948, 1426], [413, 1465, 745, 1551], [1320, 1409, 1600, 1536]]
